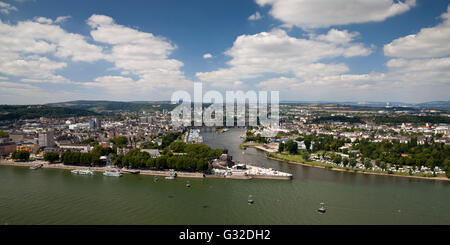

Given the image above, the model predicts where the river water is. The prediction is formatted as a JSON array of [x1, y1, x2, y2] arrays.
[[0, 128, 449, 224]]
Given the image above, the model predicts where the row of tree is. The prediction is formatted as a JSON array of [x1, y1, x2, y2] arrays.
[[112, 143, 221, 171], [245, 131, 268, 143], [113, 149, 209, 171], [278, 140, 298, 154], [60, 146, 115, 166], [353, 138, 449, 170]]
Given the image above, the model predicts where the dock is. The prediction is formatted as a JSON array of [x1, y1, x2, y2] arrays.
[[120, 169, 140, 174]]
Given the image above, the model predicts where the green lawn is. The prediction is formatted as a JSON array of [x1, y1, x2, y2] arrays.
[[268, 153, 333, 168]]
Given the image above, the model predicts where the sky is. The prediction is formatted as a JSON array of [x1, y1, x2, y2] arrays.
[[0, 0, 449, 104]]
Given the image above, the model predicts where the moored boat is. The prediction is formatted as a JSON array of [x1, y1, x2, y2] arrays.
[[318, 202, 326, 213], [71, 169, 94, 175], [103, 169, 122, 177], [30, 164, 43, 170]]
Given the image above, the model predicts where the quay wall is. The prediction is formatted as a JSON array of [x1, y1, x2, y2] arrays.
[[0, 160, 291, 181]]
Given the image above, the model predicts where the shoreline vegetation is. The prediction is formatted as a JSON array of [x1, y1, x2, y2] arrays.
[[242, 143, 450, 182], [267, 154, 450, 181]]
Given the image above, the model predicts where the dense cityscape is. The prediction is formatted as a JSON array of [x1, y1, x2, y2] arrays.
[[1, 101, 449, 180]]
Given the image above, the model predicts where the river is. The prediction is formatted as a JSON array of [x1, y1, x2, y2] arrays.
[[0, 128, 449, 224]]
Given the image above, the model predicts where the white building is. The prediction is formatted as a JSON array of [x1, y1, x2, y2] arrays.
[[38, 129, 55, 147]]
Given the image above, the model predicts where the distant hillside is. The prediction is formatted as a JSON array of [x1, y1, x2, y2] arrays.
[[283, 100, 450, 109], [0, 105, 99, 121], [46, 100, 177, 113], [415, 101, 450, 109]]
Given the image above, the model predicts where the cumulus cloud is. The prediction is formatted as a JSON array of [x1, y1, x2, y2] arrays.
[[0, 14, 194, 102], [33, 17, 53, 24], [203, 53, 213, 59], [196, 28, 372, 87], [311, 29, 360, 44], [384, 5, 450, 58], [256, 0, 416, 28], [248, 11, 262, 21], [55, 16, 71, 24], [379, 6, 450, 92], [253, 5, 450, 103], [0, 17, 105, 84], [85, 14, 193, 95], [0, 1, 18, 14]]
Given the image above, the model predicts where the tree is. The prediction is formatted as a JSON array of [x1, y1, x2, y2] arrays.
[[109, 136, 128, 148], [161, 132, 181, 149], [278, 142, 284, 153], [349, 158, 357, 168], [304, 138, 311, 151], [364, 159, 372, 169], [342, 157, 349, 166], [169, 141, 185, 152], [11, 150, 30, 161], [112, 154, 123, 167], [332, 154, 342, 164], [82, 138, 98, 146], [43, 152, 59, 163], [285, 140, 298, 155], [302, 152, 310, 161]]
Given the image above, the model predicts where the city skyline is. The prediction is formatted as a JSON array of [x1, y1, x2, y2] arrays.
[[0, 0, 449, 104]]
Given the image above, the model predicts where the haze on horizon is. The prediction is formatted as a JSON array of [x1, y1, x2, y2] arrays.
[[0, 0, 449, 104]]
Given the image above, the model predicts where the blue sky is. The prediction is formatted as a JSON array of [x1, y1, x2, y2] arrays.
[[0, 0, 449, 104]]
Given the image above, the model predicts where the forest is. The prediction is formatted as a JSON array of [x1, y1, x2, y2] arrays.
[[0, 105, 99, 121]]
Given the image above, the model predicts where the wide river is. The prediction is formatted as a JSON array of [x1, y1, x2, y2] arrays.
[[0, 128, 449, 224]]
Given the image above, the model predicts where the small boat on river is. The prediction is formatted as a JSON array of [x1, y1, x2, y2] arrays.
[[71, 169, 94, 175], [103, 169, 122, 177]]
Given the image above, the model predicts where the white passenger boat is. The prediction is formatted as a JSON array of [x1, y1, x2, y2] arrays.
[[103, 169, 122, 177], [71, 169, 94, 175]]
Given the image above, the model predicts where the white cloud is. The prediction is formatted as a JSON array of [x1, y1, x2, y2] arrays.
[[0, 80, 90, 104], [251, 5, 450, 103], [196, 28, 372, 87], [33, 17, 53, 24], [83, 76, 137, 94], [55, 16, 71, 24], [384, 5, 450, 58], [248, 12, 262, 21], [256, 0, 416, 28], [0, 14, 194, 102], [311, 29, 360, 44], [203, 53, 213, 59], [0, 18, 104, 81], [0, 55, 68, 83], [0, 1, 18, 15], [386, 58, 450, 85], [85, 14, 193, 94], [0, 18, 105, 84]]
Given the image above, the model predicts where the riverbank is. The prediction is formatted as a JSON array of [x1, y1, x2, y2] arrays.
[[0, 160, 207, 178], [266, 154, 450, 182], [0, 159, 291, 180], [241, 142, 278, 153]]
